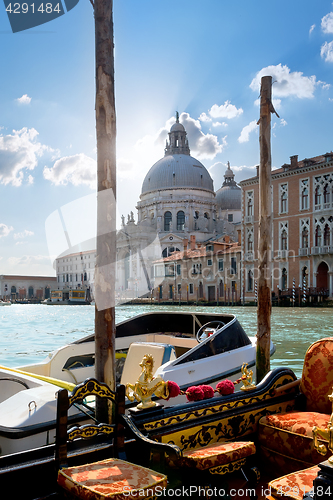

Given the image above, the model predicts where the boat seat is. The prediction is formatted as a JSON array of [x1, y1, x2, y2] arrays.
[[120, 342, 176, 387], [55, 378, 167, 500], [167, 440, 256, 475], [266, 465, 319, 500], [259, 337, 333, 473]]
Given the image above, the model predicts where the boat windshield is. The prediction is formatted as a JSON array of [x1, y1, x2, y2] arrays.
[[174, 318, 251, 364]]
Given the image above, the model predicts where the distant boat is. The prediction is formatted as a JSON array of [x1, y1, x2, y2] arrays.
[[44, 289, 91, 305], [0, 300, 11, 306]]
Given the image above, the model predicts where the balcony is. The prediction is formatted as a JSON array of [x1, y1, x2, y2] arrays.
[[244, 215, 254, 224], [244, 252, 254, 261], [299, 248, 309, 256], [311, 246, 333, 255]]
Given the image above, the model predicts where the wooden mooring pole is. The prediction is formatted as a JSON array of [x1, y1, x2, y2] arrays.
[[94, 0, 117, 422], [256, 76, 274, 383]]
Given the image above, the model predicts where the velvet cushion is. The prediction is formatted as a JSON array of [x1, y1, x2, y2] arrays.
[[259, 413, 331, 465], [168, 441, 256, 470], [267, 466, 319, 500], [300, 337, 333, 414], [57, 458, 167, 500]]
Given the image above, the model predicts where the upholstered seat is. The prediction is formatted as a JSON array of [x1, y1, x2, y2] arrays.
[[266, 466, 319, 500], [167, 440, 256, 474], [58, 458, 167, 500], [258, 337, 333, 472], [55, 379, 167, 500]]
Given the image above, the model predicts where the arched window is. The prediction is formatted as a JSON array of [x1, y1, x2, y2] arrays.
[[280, 190, 287, 213], [247, 196, 253, 216], [164, 211, 172, 231], [324, 184, 330, 204], [301, 187, 309, 209], [315, 226, 322, 247], [247, 232, 253, 252], [281, 230, 288, 250], [281, 268, 287, 291], [324, 224, 330, 246], [301, 227, 309, 248], [177, 211, 185, 231], [248, 270, 253, 292], [315, 186, 321, 206]]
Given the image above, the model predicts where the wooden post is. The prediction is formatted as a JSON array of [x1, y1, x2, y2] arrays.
[[256, 76, 273, 383], [94, 0, 117, 423]]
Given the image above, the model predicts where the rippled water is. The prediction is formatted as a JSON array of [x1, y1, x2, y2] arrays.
[[0, 303, 332, 378]]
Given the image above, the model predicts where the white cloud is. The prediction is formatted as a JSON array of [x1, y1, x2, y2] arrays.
[[209, 101, 243, 119], [0, 128, 48, 186], [212, 121, 228, 128], [309, 24, 316, 35], [16, 94, 31, 105], [321, 41, 333, 62], [198, 112, 211, 122], [27, 174, 34, 184], [250, 64, 322, 99], [43, 153, 97, 189], [321, 12, 333, 34], [7, 255, 53, 274], [238, 120, 258, 143], [0, 223, 13, 238], [13, 229, 34, 240]]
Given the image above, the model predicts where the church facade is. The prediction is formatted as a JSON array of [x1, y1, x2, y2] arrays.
[[116, 115, 241, 299]]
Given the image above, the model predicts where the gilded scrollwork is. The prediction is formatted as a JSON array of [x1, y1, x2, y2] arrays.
[[68, 423, 114, 441], [209, 458, 246, 475], [69, 378, 116, 407]]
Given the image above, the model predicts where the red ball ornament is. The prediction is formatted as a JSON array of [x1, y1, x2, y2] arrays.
[[216, 379, 235, 396], [185, 386, 204, 402], [167, 380, 181, 399], [199, 384, 214, 399]]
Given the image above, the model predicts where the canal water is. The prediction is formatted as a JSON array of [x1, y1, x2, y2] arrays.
[[0, 303, 332, 378]]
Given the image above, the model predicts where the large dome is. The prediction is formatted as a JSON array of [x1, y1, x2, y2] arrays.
[[141, 154, 214, 195], [141, 116, 214, 196], [215, 163, 241, 210]]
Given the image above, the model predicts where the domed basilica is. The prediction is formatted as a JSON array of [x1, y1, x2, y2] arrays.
[[116, 114, 241, 295]]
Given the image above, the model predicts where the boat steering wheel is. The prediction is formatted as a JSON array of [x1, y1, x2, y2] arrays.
[[196, 321, 225, 343]]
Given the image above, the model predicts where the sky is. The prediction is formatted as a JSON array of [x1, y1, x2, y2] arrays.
[[1, 0, 333, 276]]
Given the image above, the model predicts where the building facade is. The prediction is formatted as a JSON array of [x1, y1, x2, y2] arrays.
[[55, 249, 95, 297], [240, 153, 333, 303], [0, 275, 57, 301], [153, 235, 242, 304]]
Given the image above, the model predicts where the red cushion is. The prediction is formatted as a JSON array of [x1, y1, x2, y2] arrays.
[[57, 458, 167, 500], [268, 466, 319, 500], [168, 441, 256, 470]]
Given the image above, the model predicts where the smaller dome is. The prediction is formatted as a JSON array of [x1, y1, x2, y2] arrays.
[[215, 162, 241, 211], [170, 122, 185, 132]]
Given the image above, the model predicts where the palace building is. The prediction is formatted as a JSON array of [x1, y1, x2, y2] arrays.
[[240, 152, 333, 303]]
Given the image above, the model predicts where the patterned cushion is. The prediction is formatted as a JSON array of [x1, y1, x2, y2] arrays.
[[300, 337, 333, 414], [259, 413, 331, 466], [268, 466, 319, 500], [168, 441, 256, 470], [57, 458, 167, 500]]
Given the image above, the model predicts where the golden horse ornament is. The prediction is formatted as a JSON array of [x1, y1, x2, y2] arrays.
[[125, 354, 169, 409]]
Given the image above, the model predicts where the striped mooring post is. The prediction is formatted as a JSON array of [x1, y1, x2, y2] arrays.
[[292, 278, 296, 306], [254, 281, 258, 304], [302, 277, 307, 303]]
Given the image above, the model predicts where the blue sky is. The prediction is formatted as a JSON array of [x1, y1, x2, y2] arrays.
[[1, 0, 333, 275]]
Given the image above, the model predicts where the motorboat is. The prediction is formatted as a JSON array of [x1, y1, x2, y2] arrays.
[[0, 311, 275, 456], [0, 300, 11, 306]]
